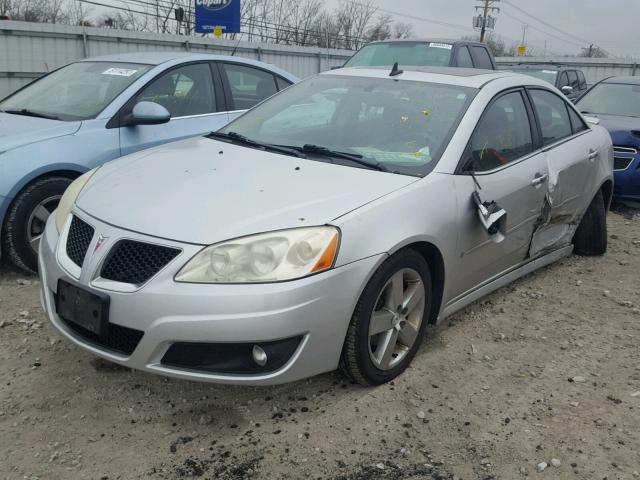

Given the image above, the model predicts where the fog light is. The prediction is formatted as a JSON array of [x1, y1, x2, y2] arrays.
[[252, 345, 268, 366]]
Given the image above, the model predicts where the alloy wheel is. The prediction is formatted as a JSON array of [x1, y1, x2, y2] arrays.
[[367, 267, 426, 371]]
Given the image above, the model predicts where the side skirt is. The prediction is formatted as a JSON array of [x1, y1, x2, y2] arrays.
[[438, 245, 573, 322]]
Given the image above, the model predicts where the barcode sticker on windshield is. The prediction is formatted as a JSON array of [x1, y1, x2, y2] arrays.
[[429, 43, 453, 50], [102, 68, 138, 77], [542, 70, 557, 74]]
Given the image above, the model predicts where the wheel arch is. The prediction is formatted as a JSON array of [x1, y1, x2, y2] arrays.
[[600, 178, 613, 211], [402, 241, 446, 325], [1, 166, 85, 230]]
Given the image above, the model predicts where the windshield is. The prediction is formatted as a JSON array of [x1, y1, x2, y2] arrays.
[[219, 74, 476, 176], [344, 42, 453, 68], [509, 68, 558, 85], [576, 82, 640, 118], [0, 62, 151, 121]]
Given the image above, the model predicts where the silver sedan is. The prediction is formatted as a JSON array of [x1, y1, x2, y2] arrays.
[[38, 66, 613, 386]]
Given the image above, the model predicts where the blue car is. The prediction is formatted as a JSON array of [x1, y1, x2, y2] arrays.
[[576, 76, 640, 203], [0, 52, 298, 271]]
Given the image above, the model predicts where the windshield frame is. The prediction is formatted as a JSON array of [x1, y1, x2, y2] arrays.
[[0, 61, 153, 122], [576, 81, 640, 118], [217, 73, 478, 178]]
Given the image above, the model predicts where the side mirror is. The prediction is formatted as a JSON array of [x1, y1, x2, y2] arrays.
[[561, 85, 573, 95], [472, 191, 507, 243], [125, 101, 170, 126]]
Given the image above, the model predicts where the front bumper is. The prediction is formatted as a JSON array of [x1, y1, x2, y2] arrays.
[[613, 153, 640, 201], [39, 210, 383, 385]]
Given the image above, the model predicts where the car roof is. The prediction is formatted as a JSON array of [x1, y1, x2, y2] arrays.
[[364, 38, 487, 47], [78, 52, 299, 81], [324, 66, 524, 89], [601, 76, 640, 85]]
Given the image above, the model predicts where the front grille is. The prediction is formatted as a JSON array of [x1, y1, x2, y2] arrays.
[[66, 216, 94, 267], [100, 240, 180, 285], [614, 156, 634, 171], [56, 305, 144, 356]]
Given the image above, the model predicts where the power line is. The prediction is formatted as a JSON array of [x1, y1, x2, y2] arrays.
[[501, 0, 611, 56], [500, 8, 584, 50]]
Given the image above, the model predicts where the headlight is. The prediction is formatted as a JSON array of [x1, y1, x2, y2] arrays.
[[54, 168, 99, 233], [176, 226, 340, 283]]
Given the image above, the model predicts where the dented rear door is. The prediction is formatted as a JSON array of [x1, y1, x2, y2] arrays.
[[527, 88, 599, 257]]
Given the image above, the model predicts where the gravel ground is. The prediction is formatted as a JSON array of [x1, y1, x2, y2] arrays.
[[1, 207, 639, 480]]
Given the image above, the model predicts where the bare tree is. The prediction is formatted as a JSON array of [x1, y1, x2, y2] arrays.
[[392, 22, 413, 39], [365, 14, 392, 43]]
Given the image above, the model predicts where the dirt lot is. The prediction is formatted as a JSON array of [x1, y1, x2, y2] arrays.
[[1, 207, 639, 480]]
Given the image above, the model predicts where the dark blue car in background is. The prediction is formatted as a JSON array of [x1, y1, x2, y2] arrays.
[[576, 76, 640, 203]]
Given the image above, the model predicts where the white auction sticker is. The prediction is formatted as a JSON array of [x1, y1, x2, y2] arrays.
[[429, 43, 453, 50], [102, 68, 138, 77]]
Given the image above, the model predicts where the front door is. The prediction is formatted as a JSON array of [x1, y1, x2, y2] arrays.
[[119, 62, 229, 156], [450, 89, 549, 300]]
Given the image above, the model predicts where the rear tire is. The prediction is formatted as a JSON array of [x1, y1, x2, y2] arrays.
[[573, 189, 607, 256], [2, 177, 72, 273], [340, 249, 432, 386]]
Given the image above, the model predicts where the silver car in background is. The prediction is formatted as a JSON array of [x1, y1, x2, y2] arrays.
[[38, 67, 613, 386]]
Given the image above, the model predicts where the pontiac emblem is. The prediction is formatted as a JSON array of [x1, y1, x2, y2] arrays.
[[93, 235, 108, 254]]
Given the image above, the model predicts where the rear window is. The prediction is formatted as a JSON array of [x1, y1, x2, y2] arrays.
[[344, 42, 453, 68]]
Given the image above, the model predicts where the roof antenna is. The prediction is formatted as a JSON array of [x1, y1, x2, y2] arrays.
[[389, 62, 403, 77]]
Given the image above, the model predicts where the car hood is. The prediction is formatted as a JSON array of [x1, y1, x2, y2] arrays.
[[588, 113, 640, 147], [0, 113, 81, 152], [77, 136, 418, 245]]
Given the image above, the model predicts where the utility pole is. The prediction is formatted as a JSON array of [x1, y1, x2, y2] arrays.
[[474, 0, 500, 43], [521, 24, 528, 46]]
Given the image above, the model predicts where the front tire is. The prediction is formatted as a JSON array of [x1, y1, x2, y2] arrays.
[[340, 249, 432, 386], [573, 189, 607, 256], [2, 177, 72, 272]]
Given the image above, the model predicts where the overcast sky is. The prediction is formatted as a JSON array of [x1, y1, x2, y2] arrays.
[[327, 0, 640, 58]]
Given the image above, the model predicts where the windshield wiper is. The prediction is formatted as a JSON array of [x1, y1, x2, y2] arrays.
[[292, 144, 390, 172], [207, 131, 307, 158], [3, 108, 60, 120]]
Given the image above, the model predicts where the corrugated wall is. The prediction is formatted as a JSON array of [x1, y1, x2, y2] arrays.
[[0, 20, 352, 97], [1, 21, 639, 98]]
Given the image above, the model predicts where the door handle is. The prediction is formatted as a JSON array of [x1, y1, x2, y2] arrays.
[[531, 173, 548, 187], [588, 149, 599, 161]]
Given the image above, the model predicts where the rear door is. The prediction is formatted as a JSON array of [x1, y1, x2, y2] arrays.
[[219, 62, 291, 122], [451, 88, 549, 298], [526, 87, 598, 255], [118, 62, 229, 156]]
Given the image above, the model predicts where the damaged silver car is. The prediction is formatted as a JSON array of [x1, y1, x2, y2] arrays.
[[38, 67, 613, 386]]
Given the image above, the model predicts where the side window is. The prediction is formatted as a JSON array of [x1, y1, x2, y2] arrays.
[[455, 46, 474, 68], [568, 106, 588, 134], [577, 71, 587, 89], [223, 63, 278, 110], [471, 46, 493, 69], [567, 70, 579, 89], [468, 91, 533, 172], [136, 63, 215, 118], [276, 76, 292, 91], [529, 89, 573, 145], [558, 72, 569, 88]]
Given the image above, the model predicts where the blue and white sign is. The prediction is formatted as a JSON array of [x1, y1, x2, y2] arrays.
[[195, 0, 240, 34]]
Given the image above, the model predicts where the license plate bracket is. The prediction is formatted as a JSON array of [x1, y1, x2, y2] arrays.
[[56, 280, 110, 336]]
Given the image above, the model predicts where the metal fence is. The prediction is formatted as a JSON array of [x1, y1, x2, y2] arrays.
[[0, 20, 353, 97], [1, 20, 639, 98]]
